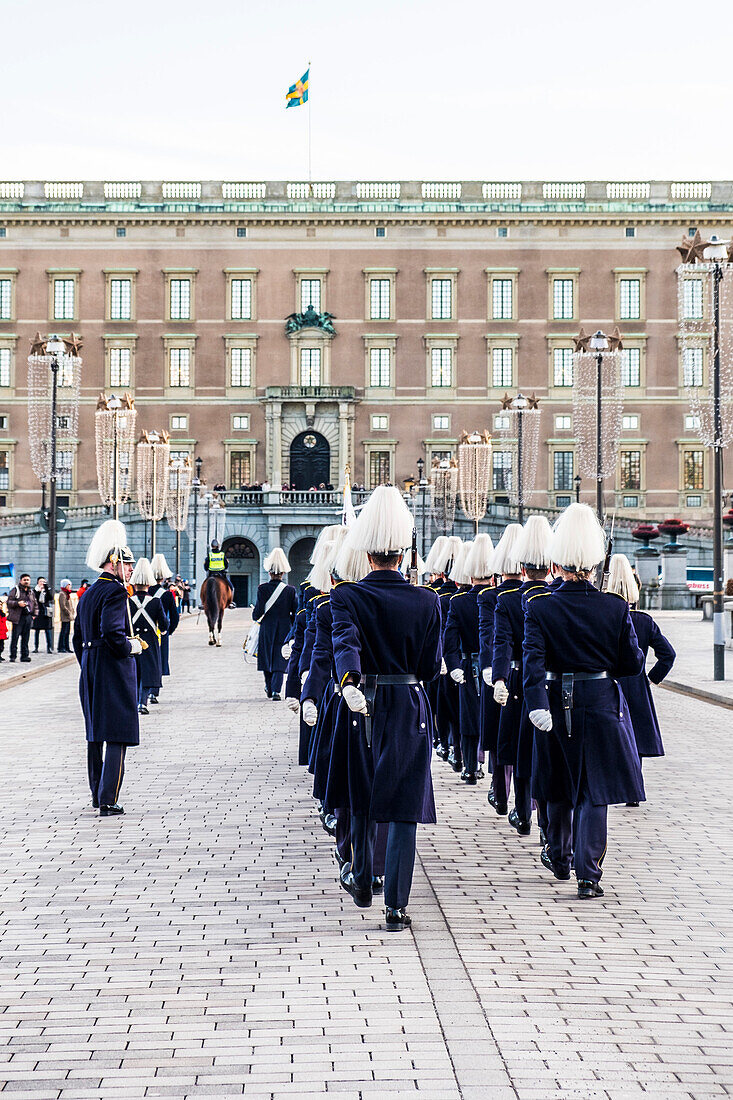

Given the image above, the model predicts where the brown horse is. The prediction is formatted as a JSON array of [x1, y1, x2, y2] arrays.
[[199, 576, 232, 646]]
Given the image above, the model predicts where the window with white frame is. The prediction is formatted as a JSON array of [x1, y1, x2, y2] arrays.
[[493, 451, 512, 492], [552, 278, 574, 320], [433, 414, 450, 431], [553, 347, 574, 386], [371, 414, 389, 431], [492, 278, 513, 320], [555, 414, 572, 431], [492, 347, 513, 388], [53, 279, 75, 320], [110, 278, 131, 321], [171, 415, 188, 431], [231, 278, 252, 320], [431, 278, 452, 320], [686, 494, 702, 508], [684, 449, 704, 489], [370, 278, 390, 320], [684, 414, 701, 431], [621, 347, 641, 387], [300, 279, 321, 312], [0, 450, 8, 490], [169, 348, 191, 387], [430, 348, 452, 387], [622, 414, 639, 430], [232, 414, 250, 431], [619, 278, 641, 320], [620, 451, 641, 490], [553, 451, 574, 491], [683, 279, 704, 320], [109, 347, 131, 388], [57, 450, 73, 491], [0, 279, 11, 320], [0, 416, 7, 429], [170, 278, 191, 320], [0, 348, 10, 387], [231, 347, 252, 388], [168, 449, 190, 489], [683, 347, 704, 387], [58, 356, 74, 387], [369, 450, 392, 487], [300, 347, 321, 386], [494, 414, 510, 431], [369, 347, 390, 387], [230, 451, 252, 487]]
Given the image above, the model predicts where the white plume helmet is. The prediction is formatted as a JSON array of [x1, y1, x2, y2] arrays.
[[549, 503, 606, 571], [491, 524, 524, 576], [450, 541, 473, 585], [264, 547, 290, 575], [130, 557, 156, 587], [607, 553, 640, 605], [424, 535, 451, 575], [446, 535, 463, 572], [85, 519, 134, 571], [465, 533, 494, 580], [150, 552, 173, 581], [308, 539, 335, 593], [332, 540, 371, 583], [400, 550, 428, 578], [516, 515, 554, 570], [309, 523, 343, 565], [346, 485, 414, 554]]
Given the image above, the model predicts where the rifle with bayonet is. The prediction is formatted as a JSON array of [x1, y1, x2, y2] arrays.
[[408, 528, 419, 586], [600, 512, 616, 591]]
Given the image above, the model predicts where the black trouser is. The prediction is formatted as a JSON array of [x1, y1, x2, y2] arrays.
[[10, 615, 31, 660], [350, 814, 417, 910], [514, 775, 532, 822], [264, 670, 284, 695], [461, 734, 479, 774], [87, 742, 127, 807], [34, 626, 53, 652], [58, 621, 71, 652]]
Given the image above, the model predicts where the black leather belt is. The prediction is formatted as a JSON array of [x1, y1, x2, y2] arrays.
[[82, 639, 105, 649], [362, 674, 419, 747], [546, 671, 610, 736]]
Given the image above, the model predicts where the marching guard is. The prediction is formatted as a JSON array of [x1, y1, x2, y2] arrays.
[[523, 503, 645, 898], [149, 553, 180, 699], [252, 548, 297, 700], [129, 558, 169, 714], [73, 519, 142, 816]]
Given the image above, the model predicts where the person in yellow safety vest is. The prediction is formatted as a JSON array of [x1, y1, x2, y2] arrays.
[[203, 540, 235, 601]]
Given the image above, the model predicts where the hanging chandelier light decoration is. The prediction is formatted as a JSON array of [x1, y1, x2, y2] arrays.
[[430, 457, 459, 533], [458, 429, 493, 533], [166, 455, 193, 533], [572, 328, 624, 481], [676, 237, 733, 449], [136, 429, 170, 521], [27, 332, 83, 483], [95, 393, 137, 513], [497, 392, 541, 512]]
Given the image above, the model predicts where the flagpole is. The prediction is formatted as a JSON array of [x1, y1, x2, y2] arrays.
[[307, 59, 312, 194]]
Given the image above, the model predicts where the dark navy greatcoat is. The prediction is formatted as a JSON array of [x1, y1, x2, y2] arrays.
[[493, 580, 539, 774], [327, 571, 442, 823], [253, 578, 297, 674], [302, 595, 341, 798], [72, 572, 139, 745], [436, 581, 460, 744], [444, 585, 483, 744], [298, 587, 324, 678], [129, 590, 169, 691], [150, 583, 179, 677], [285, 606, 307, 699], [616, 606, 675, 758], [523, 580, 645, 806], [477, 580, 521, 752]]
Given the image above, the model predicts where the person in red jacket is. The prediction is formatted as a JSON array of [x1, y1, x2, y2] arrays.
[[0, 600, 8, 660], [77, 579, 90, 600]]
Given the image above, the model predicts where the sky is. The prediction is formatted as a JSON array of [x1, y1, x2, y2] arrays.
[[3, 0, 732, 183]]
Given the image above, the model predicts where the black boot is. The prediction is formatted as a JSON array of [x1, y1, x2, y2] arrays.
[[385, 907, 411, 932]]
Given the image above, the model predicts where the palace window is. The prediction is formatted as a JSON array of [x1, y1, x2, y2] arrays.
[[369, 347, 390, 387], [300, 347, 321, 386], [169, 348, 191, 387], [621, 347, 641, 387], [619, 278, 641, 320], [232, 414, 250, 431], [492, 347, 513, 388], [620, 450, 641, 490], [683, 279, 704, 320], [53, 279, 75, 320], [492, 278, 513, 320], [171, 415, 189, 431], [685, 414, 700, 431], [431, 278, 452, 320], [493, 451, 512, 492], [170, 278, 191, 320], [555, 415, 572, 430], [230, 451, 252, 487], [371, 415, 389, 431], [369, 450, 391, 488], [0, 279, 11, 320], [231, 347, 252, 388], [370, 278, 391, 320], [552, 278, 574, 320], [57, 450, 74, 491], [622, 414, 639, 430], [109, 347, 131, 388], [110, 278, 132, 321], [0, 451, 9, 490], [430, 348, 453, 387], [433, 414, 450, 431], [300, 278, 321, 312], [684, 449, 704, 490], [553, 347, 574, 386], [553, 451, 574, 491], [0, 348, 10, 387], [683, 347, 704, 387], [231, 278, 252, 320]]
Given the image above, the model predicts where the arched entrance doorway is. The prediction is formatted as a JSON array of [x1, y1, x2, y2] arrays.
[[222, 536, 260, 607], [289, 431, 330, 490], [288, 537, 316, 590]]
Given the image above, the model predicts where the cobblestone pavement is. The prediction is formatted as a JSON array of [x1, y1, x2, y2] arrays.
[[1, 609, 731, 1100]]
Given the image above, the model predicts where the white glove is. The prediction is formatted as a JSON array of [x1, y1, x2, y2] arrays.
[[440, 658, 447, 676], [482, 668, 491, 685], [302, 700, 318, 726], [493, 680, 509, 706], [301, 670, 308, 686], [529, 708, 553, 731], [129, 638, 143, 655], [342, 685, 368, 714], [450, 668, 465, 684], [286, 697, 300, 714], [281, 642, 293, 659]]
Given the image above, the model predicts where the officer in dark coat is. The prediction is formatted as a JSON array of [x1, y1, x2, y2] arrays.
[[523, 504, 645, 899], [606, 555, 676, 771], [72, 520, 142, 816], [252, 547, 297, 700], [327, 486, 442, 932], [424, 536, 460, 764], [128, 558, 169, 714], [149, 554, 180, 696]]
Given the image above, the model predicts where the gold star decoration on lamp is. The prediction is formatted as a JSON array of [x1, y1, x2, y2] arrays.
[[526, 393, 540, 409], [676, 230, 710, 265], [573, 327, 591, 353], [63, 333, 83, 357], [29, 332, 47, 356], [499, 392, 513, 410], [96, 392, 109, 411], [607, 326, 624, 352]]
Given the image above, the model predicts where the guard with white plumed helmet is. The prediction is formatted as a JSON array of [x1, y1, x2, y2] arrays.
[[149, 553, 180, 698], [523, 503, 645, 899]]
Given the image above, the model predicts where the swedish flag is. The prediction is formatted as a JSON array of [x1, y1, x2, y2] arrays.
[[286, 69, 309, 108]]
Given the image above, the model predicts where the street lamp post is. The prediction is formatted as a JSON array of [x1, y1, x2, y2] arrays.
[[205, 492, 213, 547], [588, 330, 609, 522], [192, 455, 202, 602], [416, 456, 427, 555], [44, 335, 65, 599], [574, 474, 581, 503], [705, 235, 727, 680]]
